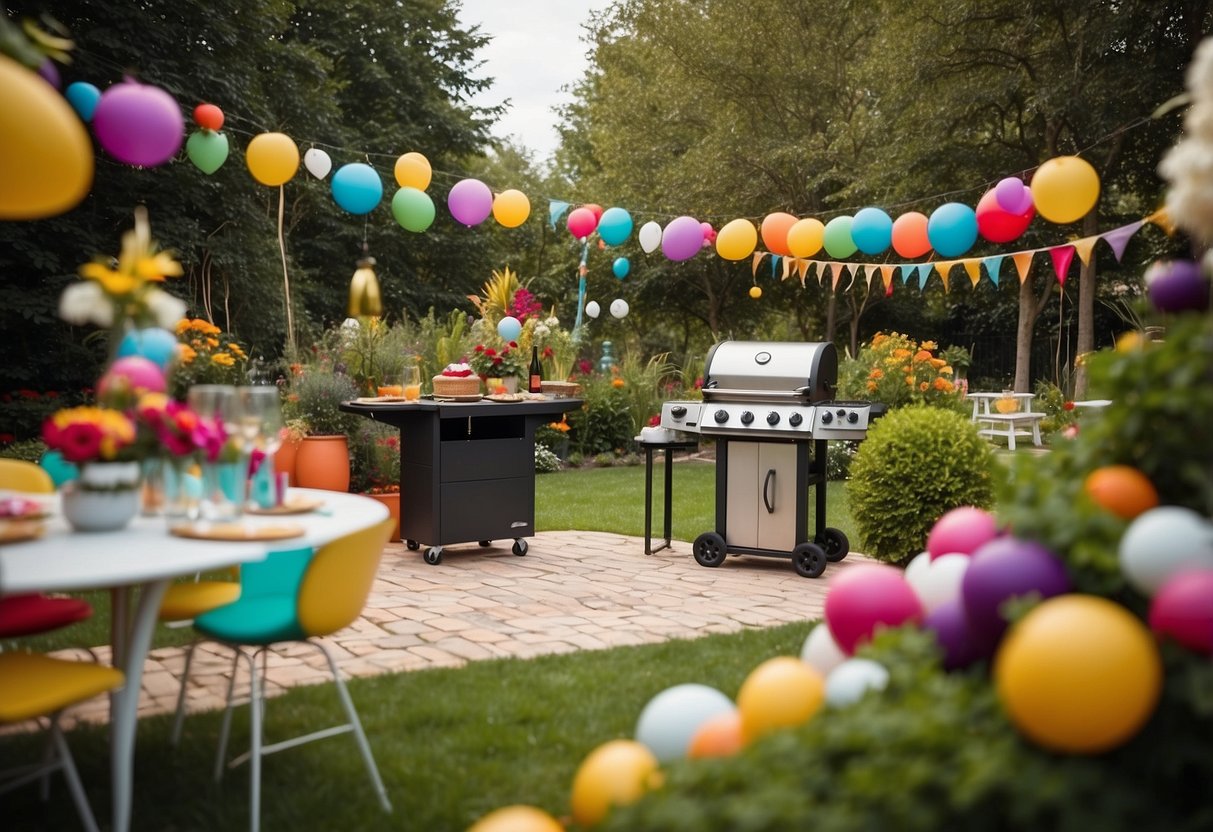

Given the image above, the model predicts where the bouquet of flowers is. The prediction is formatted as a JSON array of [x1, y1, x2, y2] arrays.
[[42, 406, 137, 464], [469, 341, 528, 378]]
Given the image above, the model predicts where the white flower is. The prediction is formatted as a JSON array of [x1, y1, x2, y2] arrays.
[[59, 282, 113, 327], [534, 323, 550, 338], [145, 288, 187, 330]]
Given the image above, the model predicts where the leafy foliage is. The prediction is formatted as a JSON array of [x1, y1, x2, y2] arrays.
[[839, 332, 966, 412]]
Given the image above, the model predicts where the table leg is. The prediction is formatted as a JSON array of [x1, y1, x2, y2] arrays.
[[643, 447, 655, 555], [661, 448, 674, 549]]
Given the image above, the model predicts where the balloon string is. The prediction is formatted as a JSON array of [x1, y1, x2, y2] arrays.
[[277, 185, 295, 355]]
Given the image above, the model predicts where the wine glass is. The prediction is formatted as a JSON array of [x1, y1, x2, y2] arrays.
[[186, 385, 243, 521], [237, 386, 285, 508]]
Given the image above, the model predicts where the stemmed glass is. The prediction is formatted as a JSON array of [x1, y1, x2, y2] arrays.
[[236, 386, 285, 507], [186, 384, 243, 521]]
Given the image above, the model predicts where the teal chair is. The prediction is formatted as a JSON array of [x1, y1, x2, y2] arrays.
[[194, 518, 395, 832]]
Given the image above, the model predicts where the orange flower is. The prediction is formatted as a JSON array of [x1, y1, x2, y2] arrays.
[[913, 349, 933, 362], [919, 381, 929, 392], [611, 378, 625, 388], [866, 381, 878, 393], [868, 368, 884, 380]]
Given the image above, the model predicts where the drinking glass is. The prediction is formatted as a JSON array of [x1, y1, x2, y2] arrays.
[[237, 386, 285, 508], [186, 385, 243, 521], [403, 363, 422, 402]]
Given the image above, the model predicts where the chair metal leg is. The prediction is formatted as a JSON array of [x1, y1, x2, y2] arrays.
[[315, 641, 392, 813], [51, 716, 101, 832], [214, 649, 241, 783], [170, 641, 199, 746], [245, 649, 263, 832]]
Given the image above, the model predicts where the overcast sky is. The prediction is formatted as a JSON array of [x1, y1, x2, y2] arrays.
[[455, 0, 614, 161]]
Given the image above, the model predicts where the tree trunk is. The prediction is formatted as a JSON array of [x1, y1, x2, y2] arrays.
[[1072, 210, 1099, 398], [825, 289, 837, 344], [1015, 269, 1056, 393]]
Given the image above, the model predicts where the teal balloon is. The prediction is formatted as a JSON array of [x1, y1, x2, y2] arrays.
[[927, 202, 978, 257], [851, 207, 893, 255], [613, 257, 630, 279], [598, 207, 634, 246], [331, 163, 383, 215], [497, 316, 523, 341], [65, 81, 101, 122], [116, 327, 179, 370], [391, 187, 435, 232], [186, 130, 229, 175], [823, 215, 858, 258]]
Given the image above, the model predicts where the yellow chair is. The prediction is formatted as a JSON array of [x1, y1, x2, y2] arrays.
[[195, 517, 395, 832], [0, 651, 125, 832], [0, 458, 55, 493]]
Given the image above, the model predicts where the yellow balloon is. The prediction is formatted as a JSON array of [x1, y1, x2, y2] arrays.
[[786, 218, 825, 258], [994, 594, 1161, 754], [715, 218, 758, 261], [1031, 156, 1100, 224], [570, 739, 660, 827], [245, 132, 299, 186], [0, 56, 93, 219], [395, 151, 432, 190], [736, 656, 824, 744], [468, 804, 564, 832], [749, 285, 762, 299], [492, 189, 531, 228]]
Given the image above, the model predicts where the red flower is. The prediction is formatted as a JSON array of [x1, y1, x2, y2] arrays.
[[648, 414, 661, 427], [542, 346, 553, 359], [474, 345, 485, 353], [1063, 401, 1075, 411]]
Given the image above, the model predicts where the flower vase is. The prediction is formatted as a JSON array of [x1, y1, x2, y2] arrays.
[[140, 456, 195, 519], [295, 435, 351, 492], [64, 462, 142, 532], [200, 460, 244, 521], [485, 376, 518, 395]]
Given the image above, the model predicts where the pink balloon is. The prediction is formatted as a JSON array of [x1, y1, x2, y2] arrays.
[[825, 564, 924, 655], [926, 506, 999, 559], [567, 207, 598, 239], [662, 216, 703, 261], [700, 221, 716, 241], [446, 178, 493, 226], [99, 356, 167, 397], [994, 177, 1031, 213], [976, 189, 1035, 244], [1149, 569, 1213, 654], [93, 79, 184, 167]]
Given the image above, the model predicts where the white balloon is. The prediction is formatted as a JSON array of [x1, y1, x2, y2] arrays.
[[638, 220, 662, 254], [825, 658, 889, 708], [634, 683, 736, 762], [904, 551, 932, 587], [800, 623, 846, 677], [585, 300, 600, 319], [911, 553, 970, 613], [1119, 506, 1213, 596], [610, 299, 629, 319], [303, 147, 332, 179]]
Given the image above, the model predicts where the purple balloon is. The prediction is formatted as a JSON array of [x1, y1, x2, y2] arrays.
[[662, 216, 703, 261], [994, 177, 1032, 214], [923, 598, 990, 670], [961, 535, 1071, 641], [36, 58, 61, 89], [1145, 260, 1210, 313], [446, 178, 493, 226], [93, 80, 184, 167]]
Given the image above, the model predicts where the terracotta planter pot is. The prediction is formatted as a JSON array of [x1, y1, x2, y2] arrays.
[[366, 491, 401, 542], [274, 434, 302, 487], [294, 435, 350, 493]]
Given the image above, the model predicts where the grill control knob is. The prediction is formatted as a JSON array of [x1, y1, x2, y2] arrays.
[[740, 410, 755, 425], [788, 412, 803, 427], [766, 411, 780, 426], [820, 412, 833, 424], [670, 405, 687, 418], [836, 408, 847, 418], [714, 409, 730, 424], [847, 411, 859, 424]]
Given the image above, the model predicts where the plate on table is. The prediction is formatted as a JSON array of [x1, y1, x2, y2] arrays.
[[356, 395, 410, 404], [245, 497, 325, 516], [0, 519, 46, 544], [169, 522, 305, 541], [431, 394, 483, 402]]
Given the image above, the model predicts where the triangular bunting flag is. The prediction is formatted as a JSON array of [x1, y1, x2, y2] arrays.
[[963, 259, 981, 288], [782, 256, 794, 282], [1049, 245, 1076, 285], [1100, 221, 1144, 262], [983, 255, 1004, 286], [935, 261, 954, 292], [751, 251, 767, 277], [901, 264, 915, 285], [879, 264, 895, 292], [830, 262, 845, 290], [862, 265, 874, 290], [797, 258, 810, 287], [1072, 236, 1099, 266], [1012, 251, 1035, 283], [1144, 206, 1174, 234], [548, 200, 570, 230], [843, 267, 857, 293], [917, 264, 932, 290], [770, 254, 782, 279]]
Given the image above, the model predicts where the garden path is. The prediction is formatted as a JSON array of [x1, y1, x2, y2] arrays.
[[51, 532, 875, 728]]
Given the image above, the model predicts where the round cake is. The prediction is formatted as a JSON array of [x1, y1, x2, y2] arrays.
[[433, 363, 480, 397]]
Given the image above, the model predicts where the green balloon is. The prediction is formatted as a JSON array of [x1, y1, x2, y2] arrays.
[[392, 186, 435, 232], [186, 130, 229, 175], [823, 215, 857, 259]]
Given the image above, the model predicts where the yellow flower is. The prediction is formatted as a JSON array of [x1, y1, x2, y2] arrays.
[[79, 261, 140, 295], [206, 337, 219, 348], [940, 365, 954, 376], [211, 353, 236, 367], [178, 344, 197, 363], [920, 340, 938, 350], [892, 348, 911, 359]]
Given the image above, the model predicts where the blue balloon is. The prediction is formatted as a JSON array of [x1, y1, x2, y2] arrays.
[[598, 207, 634, 246], [65, 81, 101, 122], [330, 163, 383, 215], [927, 202, 979, 257], [497, 316, 522, 341], [116, 327, 179, 370], [613, 257, 630, 279], [851, 207, 893, 255]]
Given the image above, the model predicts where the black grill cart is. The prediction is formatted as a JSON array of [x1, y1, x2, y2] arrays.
[[341, 398, 581, 564]]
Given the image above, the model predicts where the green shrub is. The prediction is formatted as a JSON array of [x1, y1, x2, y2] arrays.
[[848, 405, 997, 564], [825, 440, 857, 481], [0, 438, 47, 463], [534, 444, 560, 473], [568, 379, 635, 456]]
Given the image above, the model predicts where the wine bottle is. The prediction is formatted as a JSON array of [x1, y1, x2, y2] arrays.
[[528, 345, 543, 393]]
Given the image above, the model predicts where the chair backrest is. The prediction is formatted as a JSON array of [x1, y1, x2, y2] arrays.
[[296, 517, 394, 638], [0, 459, 54, 494]]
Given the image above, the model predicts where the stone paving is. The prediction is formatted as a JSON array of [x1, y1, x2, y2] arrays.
[[52, 531, 873, 729]]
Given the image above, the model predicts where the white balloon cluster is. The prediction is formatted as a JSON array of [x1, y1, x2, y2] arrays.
[[585, 300, 600, 319], [303, 147, 331, 179], [638, 220, 662, 253], [801, 625, 890, 709]]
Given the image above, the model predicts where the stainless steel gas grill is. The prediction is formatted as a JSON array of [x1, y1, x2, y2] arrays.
[[660, 340, 884, 578]]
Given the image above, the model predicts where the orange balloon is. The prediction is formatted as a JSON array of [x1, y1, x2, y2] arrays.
[[760, 212, 798, 257], [245, 132, 299, 186], [394, 151, 431, 190], [687, 711, 743, 759], [786, 218, 825, 258], [891, 212, 931, 258], [736, 656, 824, 744], [1084, 465, 1160, 520], [193, 103, 224, 131], [570, 740, 660, 827], [468, 805, 564, 832]]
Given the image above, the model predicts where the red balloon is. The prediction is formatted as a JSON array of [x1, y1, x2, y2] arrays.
[[584, 203, 604, 221], [891, 212, 931, 258], [760, 212, 798, 257], [567, 206, 598, 239], [193, 103, 224, 131], [825, 564, 924, 655], [975, 188, 1034, 243], [1149, 569, 1213, 655]]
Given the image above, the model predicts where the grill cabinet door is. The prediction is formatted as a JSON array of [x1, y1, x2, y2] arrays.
[[725, 441, 798, 552]]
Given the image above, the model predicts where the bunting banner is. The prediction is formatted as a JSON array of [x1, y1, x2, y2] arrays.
[[964, 259, 981, 288], [751, 250, 766, 277], [1012, 251, 1035, 284], [548, 200, 570, 230], [984, 255, 1005, 286], [797, 258, 811, 287], [1049, 245, 1076, 285]]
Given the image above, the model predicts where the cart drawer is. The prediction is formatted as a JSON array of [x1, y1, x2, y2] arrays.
[[439, 477, 534, 542], [440, 438, 531, 481]]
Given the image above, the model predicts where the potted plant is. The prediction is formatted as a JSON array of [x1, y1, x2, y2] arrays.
[[282, 364, 360, 492], [941, 344, 972, 395], [468, 340, 528, 393], [349, 421, 402, 540]]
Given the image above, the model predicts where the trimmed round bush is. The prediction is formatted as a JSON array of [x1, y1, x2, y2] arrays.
[[848, 405, 996, 564]]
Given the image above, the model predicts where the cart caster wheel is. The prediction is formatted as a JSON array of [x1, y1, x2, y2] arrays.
[[406, 539, 420, 551], [816, 527, 850, 563], [423, 547, 443, 565], [693, 532, 727, 568], [479, 540, 492, 547], [792, 542, 828, 578], [512, 539, 528, 556]]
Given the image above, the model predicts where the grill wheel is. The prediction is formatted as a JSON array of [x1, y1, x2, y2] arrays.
[[792, 542, 828, 578], [816, 527, 850, 563], [692, 532, 727, 567]]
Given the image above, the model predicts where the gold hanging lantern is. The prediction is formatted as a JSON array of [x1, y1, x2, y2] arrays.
[[348, 255, 382, 317]]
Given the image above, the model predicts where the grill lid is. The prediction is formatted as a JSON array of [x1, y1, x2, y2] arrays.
[[702, 341, 837, 403]]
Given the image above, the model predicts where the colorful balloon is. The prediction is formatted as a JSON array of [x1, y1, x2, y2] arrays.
[[737, 656, 824, 743], [391, 187, 435, 232], [567, 206, 598, 239], [923, 597, 989, 670], [192, 103, 224, 131], [715, 219, 758, 261], [800, 623, 846, 677], [825, 564, 923, 654], [635, 683, 735, 762], [497, 316, 522, 341], [468, 805, 563, 832], [850, 207, 893, 255], [1031, 156, 1100, 224], [995, 594, 1161, 753], [687, 711, 743, 759], [760, 212, 798, 256], [98, 356, 167, 398], [786, 218, 825, 258], [961, 536, 1071, 641], [447, 178, 493, 226], [598, 207, 634, 246], [1118, 506, 1213, 597], [585, 301, 601, 319], [662, 216, 703, 261], [303, 147, 332, 179], [570, 740, 660, 827], [823, 215, 858, 259], [116, 327, 178, 371], [1149, 569, 1213, 654], [700, 221, 717, 246], [64, 81, 101, 122], [93, 79, 184, 167], [975, 188, 1035, 243], [394, 151, 431, 190], [748, 285, 762, 299], [245, 132, 299, 186], [994, 176, 1032, 214], [185, 130, 229, 175], [613, 257, 630, 279], [824, 658, 889, 708], [36, 58, 60, 89], [926, 506, 998, 559], [609, 299, 629, 319], [638, 221, 662, 253], [492, 189, 531, 228], [1145, 259, 1211, 313], [927, 202, 978, 257], [907, 553, 971, 613], [330, 163, 383, 215], [891, 212, 931, 258]]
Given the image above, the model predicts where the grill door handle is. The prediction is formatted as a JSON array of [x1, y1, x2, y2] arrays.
[[763, 468, 776, 513]]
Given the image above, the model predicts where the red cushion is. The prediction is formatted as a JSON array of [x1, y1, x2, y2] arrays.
[[0, 594, 93, 638]]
